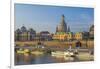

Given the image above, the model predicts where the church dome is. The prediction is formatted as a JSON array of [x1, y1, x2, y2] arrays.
[[21, 26, 27, 32], [15, 28, 21, 33], [57, 15, 67, 32], [28, 28, 36, 34]]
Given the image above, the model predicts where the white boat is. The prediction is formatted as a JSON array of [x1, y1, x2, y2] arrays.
[[51, 51, 65, 57], [64, 51, 75, 57], [31, 51, 44, 55], [64, 45, 75, 57], [51, 51, 75, 57]]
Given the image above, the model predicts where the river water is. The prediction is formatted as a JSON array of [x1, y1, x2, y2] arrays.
[[15, 52, 93, 65]]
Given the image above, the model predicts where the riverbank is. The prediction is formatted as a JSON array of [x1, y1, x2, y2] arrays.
[[15, 40, 94, 48]]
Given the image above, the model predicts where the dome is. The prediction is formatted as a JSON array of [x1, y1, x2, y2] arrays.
[[57, 15, 67, 32], [28, 28, 36, 33], [21, 26, 27, 32], [15, 28, 21, 33]]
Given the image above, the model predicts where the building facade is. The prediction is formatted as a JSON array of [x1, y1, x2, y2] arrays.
[[74, 32, 83, 40], [89, 25, 94, 39], [66, 32, 73, 40], [15, 26, 36, 41], [15, 15, 92, 41], [15, 28, 21, 41], [53, 32, 67, 41], [40, 31, 52, 41]]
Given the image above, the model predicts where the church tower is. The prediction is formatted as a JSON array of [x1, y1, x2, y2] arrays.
[[56, 14, 67, 33], [67, 26, 70, 32]]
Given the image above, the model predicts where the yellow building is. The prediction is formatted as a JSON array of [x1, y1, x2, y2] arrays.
[[53, 32, 67, 41], [53, 32, 83, 41], [74, 32, 83, 40], [66, 32, 73, 40], [53, 32, 73, 41]]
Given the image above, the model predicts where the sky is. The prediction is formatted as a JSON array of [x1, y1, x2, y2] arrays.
[[15, 3, 94, 33]]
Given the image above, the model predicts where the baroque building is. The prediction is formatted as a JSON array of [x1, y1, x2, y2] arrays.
[[53, 15, 71, 41], [74, 32, 83, 40], [27, 28, 36, 41], [15, 26, 36, 41], [56, 15, 68, 33], [15, 28, 21, 41], [20, 26, 28, 41], [40, 31, 52, 41], [53, 32, 67, 41], [89, 25, 94, 39]]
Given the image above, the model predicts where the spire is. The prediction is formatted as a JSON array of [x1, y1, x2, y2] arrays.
[[62, 14, 65, 20], [67, 26, 70, 32], [61, 14, 65, 25], [56, 26, 58, 32]]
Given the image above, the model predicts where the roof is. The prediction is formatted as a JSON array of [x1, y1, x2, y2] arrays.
[[40, 31, 50, 34]]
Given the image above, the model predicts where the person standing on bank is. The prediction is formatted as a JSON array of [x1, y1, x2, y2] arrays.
[[68, 43, 72, 51], [75, 41, 81, 54]]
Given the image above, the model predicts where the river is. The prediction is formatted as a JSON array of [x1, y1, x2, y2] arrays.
[[15, 52, 93, 65]]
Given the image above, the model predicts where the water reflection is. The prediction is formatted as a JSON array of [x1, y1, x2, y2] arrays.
[[15, 51, 94, 65], [15, 53, 77, 65]]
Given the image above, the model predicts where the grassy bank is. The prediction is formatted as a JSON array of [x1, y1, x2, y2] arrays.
[[15, 40, 94, 48]]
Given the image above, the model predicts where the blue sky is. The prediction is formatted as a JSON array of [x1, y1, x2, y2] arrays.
[[15, 3, 94, 33]]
